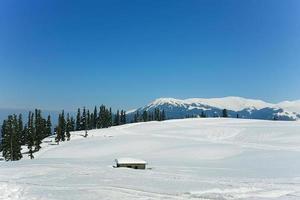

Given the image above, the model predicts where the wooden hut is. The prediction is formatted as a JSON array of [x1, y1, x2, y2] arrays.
[[115, 158, 147, 169]]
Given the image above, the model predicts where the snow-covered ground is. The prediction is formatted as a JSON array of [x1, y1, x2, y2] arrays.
[[1, 118, 300, 200]]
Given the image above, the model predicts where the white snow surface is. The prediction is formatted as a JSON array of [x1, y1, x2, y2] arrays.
[[136, 96, 300, 113], [1, 118, 300, 199]]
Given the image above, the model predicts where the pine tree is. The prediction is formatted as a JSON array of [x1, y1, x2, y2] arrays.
[[87, 110, 91, 130], [103, 107, 112, 128], [142, 111, 148, 122], [46, 115, 52, 137], [90, 113, 94, 129], [161, 110, 166, 121], [114, 110, 120, 126], [93, 106, 98, 129], [148, 112, 153, 121], [27, 112, 35, 159], [222, 109, 228, 118], [18, 114, 26, 145], [134, 111, 140, 123], [70, 116, 75, 131], [120, 110, 126, 125], [154, 108, 163, 121], [34, 109, 43, 152], [1, 120, 7, 153], [2, 115, 22, 161], [81, 107, 87, 131], [27, 112, 35, 158], [55, 124, 61, 144], [201, 111, 206, 118], [55, 112, 66, 143], [66, 113, 71, 141], [76, 108, 81, 131], [60, 110, 66, 141]]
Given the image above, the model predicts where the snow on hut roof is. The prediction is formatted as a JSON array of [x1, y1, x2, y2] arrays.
[[115, 158, 147, 164]]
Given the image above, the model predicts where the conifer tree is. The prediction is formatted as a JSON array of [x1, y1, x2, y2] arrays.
[[90, 113, 94, 129], [27, 112, 35, 158], [93, 106, 98, 129], [161, 110, 166, 121], [17, 114, 27, 145], [120, 110, 126, 125], [2, 115, 22, 161], [114, 110, 120, 126], [142, 111, 148, 122], [134, 111, 140, 123], [1, 120, 7, 153], [46, 115, 52, 137], [109, 108, 113, 127], [201, 111, 206, 118], [154, 108, 161, 121], [76, 108, 81, 131], [17, 114, 24, 144], [222, 109, 228, 118], [70, 116, 75, 131], [81, 107, 87, 131], [55, 111, 66, 143], [66, 114, 71, 141], [34, 109, 46, 151], [87, 110, 91, 130], [27, 112, 35, 159], [55, 124, 61, 144], [60, 111, 66, 141], [103, 107, 111, 128]]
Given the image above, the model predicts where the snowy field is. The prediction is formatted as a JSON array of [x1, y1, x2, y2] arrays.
[[1, 118, 300, 200]]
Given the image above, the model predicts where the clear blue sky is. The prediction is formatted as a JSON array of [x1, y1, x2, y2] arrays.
[[0, 0, 299, 111]]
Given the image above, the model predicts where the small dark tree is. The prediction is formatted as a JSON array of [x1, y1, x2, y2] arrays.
[[46, 115, 52, 137], [222, 109, 228, 118], [27, 112, 35, 158], [114, 110, 120, 126], [142, 111, 148, 122], [161, 110, 166, 121], [70, 116, 75, 131], [93, 106, 98, 129], [66, 113, 71, 141]]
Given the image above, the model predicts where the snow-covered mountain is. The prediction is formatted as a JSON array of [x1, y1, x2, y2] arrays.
[[128, 97, 300, 121]]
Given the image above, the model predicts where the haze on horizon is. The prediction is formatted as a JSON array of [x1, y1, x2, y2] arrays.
[[0, 0, 299, 111]]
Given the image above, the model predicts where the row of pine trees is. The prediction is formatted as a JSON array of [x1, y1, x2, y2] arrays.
[[0, 105, 167, 161], [1, 110, 52, 161], [133, 108, 166, 122]]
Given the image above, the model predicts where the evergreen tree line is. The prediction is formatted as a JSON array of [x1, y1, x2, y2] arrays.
[[73, 105, 127, 131], [185, 109, 229, 119], [55, 105, 127, 142], [1, 110, 52, 161], [133, 108, 166, 122], [55, 111, 74, 143], [0, 105, 129, 161]]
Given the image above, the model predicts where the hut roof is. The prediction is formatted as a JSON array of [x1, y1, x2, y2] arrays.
[[115, 158, 147, 165]]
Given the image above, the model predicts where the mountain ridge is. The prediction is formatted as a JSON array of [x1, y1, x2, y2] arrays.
[[128, 96, 300, 121]]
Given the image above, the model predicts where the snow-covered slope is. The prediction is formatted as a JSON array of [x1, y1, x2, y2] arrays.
[[129, 97, 300, 121], [1, 118, 300, 199], [278, 100, 300, 113]]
